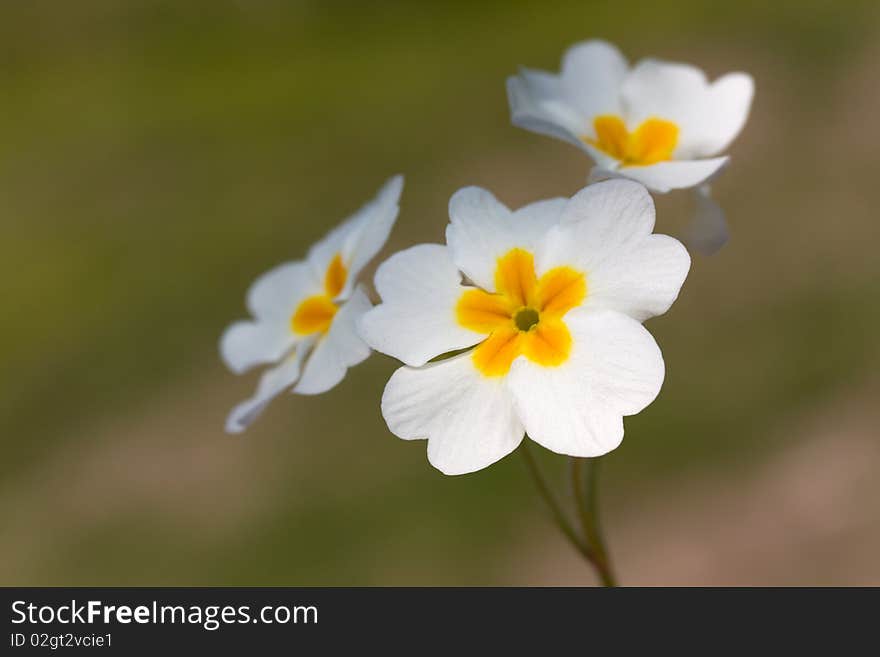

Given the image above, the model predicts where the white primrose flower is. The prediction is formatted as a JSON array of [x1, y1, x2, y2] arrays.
[[507, 40, 753, 252], [358, 179, 690, 475], [220, 175, 403, 433]]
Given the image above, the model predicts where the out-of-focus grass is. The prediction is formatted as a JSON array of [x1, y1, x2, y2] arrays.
[[1, 0, 878, 584]]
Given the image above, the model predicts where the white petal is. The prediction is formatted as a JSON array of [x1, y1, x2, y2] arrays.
[[557, 178, 655, 233], [621, 59, 708, 157], [540, 181, 690, 321], [294, 285, 373, 395], [381, 352, 524, 475], [617, 156, 728, 193], [585, 234, 690, 321], [700, 72, 754, 156], [342, 175, 404, 295], [506, 69, 622, 170], [507, 309, 665, 457], [246, 261, 320, 322], [685, 184, 729, 255], [446, 187, 565, 291], [307, 220, 356, 292], [560, 40, 629, 126], [307, 175, 403, 300], [622, 59, 705, 119], [358, 244, 484, 367], [225, 343, 311, 434], [512, 196, 569, 228], [622, 59, 753, 159], [506, 68, 587, 148], [446, 187, 511, 290], [220, 320, 295, 375]]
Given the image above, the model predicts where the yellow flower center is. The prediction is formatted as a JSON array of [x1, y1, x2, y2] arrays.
[[290, 253, 347, 335], [585, 115, 678, 167], [456, 248, 586, 377]]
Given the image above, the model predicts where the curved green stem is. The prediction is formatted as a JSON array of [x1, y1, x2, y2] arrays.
[[518, 441, 592, 561], [571, 457, 617, 587]]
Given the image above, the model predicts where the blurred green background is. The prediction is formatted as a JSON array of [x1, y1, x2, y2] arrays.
[[2, 0, 878, 585]]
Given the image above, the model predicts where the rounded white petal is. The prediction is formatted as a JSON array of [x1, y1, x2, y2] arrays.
[[557, 178, 655, 233], [507, 309, 665, 457], [446, 187, 565, 291], [382, 352, 524, 475], [225, 344, 310, 434], [621, 59, 709, 155], [622, 59, 753, 159], [358, 244, 484, 367], [539, 180, 689, 321], [307, 175, 403, 300], [220, 320, 295, 375], [617, 156, 728, 193], [507, 61, 620, 169], [699, 72, 754, 156], [294, 285, 373, 395], [560, 39, 629, 127], [512, 196, 569, 228], [585, 234, 690, 321], [246, 261, 321, 322], [446, 187, 512, 290], [506, 68, 587, 147]]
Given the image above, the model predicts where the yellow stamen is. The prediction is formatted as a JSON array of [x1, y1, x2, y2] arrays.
[[290, 253, 347, 336], [456, 248, 586, 377], [494, 248, 537, 307], [291, 296, 337, 335], [587, 115, 678, 166], [520, 318, 571, 367], [324, 253, 347, 298], [457, 288, 516, 334], [471, 326, 524, 378]]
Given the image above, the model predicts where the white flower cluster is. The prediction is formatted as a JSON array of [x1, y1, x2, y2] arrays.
[[221, 40, 753, 475]]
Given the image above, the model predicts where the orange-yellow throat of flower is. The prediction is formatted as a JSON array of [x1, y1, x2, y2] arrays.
[[586, 115, 678, 167], [456, 249, 586, 377], [291, 253, 347, 336]]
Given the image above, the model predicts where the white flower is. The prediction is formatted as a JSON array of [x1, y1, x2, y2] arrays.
[[220, 175, 403, 433], [358, 179, 689, 475], [507, 39, 754, 194]]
